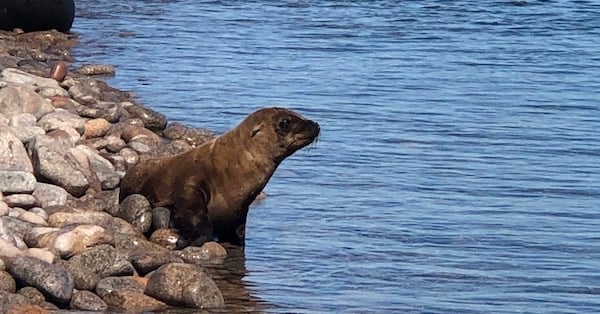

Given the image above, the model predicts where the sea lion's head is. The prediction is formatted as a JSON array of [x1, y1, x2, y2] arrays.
[[245, 107, 320, 163]]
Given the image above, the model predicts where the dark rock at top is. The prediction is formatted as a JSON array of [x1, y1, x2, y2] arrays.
[[0, 0, 75, 32]]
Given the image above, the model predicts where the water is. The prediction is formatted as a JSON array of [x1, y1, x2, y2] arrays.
[[72, 1, 600, 313]]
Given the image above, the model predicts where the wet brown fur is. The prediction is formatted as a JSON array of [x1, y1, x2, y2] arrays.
[[120, 107, 320, 248]]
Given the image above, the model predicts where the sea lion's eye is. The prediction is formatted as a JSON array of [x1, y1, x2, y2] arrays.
[[278, 118, 292, 132]]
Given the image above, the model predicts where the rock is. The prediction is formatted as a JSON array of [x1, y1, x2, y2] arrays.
[[37, 109, 85, 134], [129, 250, 184, 276], [0, 270, 16, 292], [70, 290, 107, 311], [176, 242, 227, 265], [5, 304, 49, 314], [7, 113, 36, 127], [3, 194, 37, 209], [103, 290, 167, 312], [105, 135, 126, 153], [29, 134, 89, 197], [0, 290, 29, 308], [118, 194, 152, 234], [0, 202, 8, 216], [7, 255, 74, 303], [0, 171, 36, 194], [151, 207, 171, 230], [73, 144, 120, 190], [84, 118, 111, 138], [6, 126, 45, 144], [47, 211, 112, 228], [163, 122, 214, 147], [66, 244, 134, 279], [32, 183, 68, 208], [122, 102, 167, 131], [149, 229, 178, 250], [0, 216, 33, 243], [0, 128, 34, 172], [95, 276, 144, 298], [16, 286, 45, 306], [145, 263, 224, 308], [53, 224, 114, 258], [17, 211, 47, 226], [118, 147, 139, 168], [113, 231, 168, 251], [58, 260, 99, 291], [23, 248, 55, 264], [0, 68, 67, 97], [77, 101, 120, 122], [121, 124, 161, 144], [0, 84, 54, 119], [50, 61, 68, 82]]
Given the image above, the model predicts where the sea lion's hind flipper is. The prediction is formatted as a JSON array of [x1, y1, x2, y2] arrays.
[[172, 187, 213, 249]]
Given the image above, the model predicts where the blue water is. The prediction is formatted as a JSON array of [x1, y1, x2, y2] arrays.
[[72, 1, 600, 313]]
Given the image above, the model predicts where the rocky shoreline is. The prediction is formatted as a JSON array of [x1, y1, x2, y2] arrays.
[[0, 29, 234, 312]]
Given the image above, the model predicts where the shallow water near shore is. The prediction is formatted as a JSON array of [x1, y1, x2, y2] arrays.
[[71, 1, 600, 313]]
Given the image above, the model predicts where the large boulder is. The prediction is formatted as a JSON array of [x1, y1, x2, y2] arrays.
[[0, 0, 75, 32]]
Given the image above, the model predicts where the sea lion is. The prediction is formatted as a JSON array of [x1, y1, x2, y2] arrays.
[[120, 107, 320, 248]]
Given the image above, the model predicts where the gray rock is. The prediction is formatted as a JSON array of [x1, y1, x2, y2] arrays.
[[118, 194, 152, 234], [129, 250, 184, 276], [145, 263, 224, 309], [0, 128, 34, 172], [152, 207, 171, 230], [29, 134, 89, 197], [122, 102, 167, 131], [37, 109, 86, 134], [0, 84, 54, 120], [6, 126, 45, 144], [7, 255, 74, 303], [0, 171, 36, 194], [95, 276, 144, 298], [0, 291, 29, 308], [0, 270, 15, 293], [74, 145, 120, 189], [67, 244, 134, 279], [70, 290, 108, 311], [58, 259, 100, 291], [32, 182, 68, 207], [1, 68, 66, 92], [0, 216, 33, 242], [2, 194, 37, 209]]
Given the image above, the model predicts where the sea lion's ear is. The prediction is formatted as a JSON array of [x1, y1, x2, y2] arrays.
[[251, 125, 261, 137]]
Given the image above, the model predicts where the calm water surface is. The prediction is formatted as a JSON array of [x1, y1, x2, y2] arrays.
[[72, 1, 600, 313]]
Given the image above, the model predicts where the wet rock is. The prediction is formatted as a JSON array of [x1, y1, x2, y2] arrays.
[[3, 194, 37, 209], [152, 207, 171, 230], [149, 228, 178, 250], [0, 128, 34, 172], [0, 171, 36, 194], [29, 134, 89, 197], [145, 263, 224, 308], [0, 270, 15, 292], [7, 255, 74, 303], [67, 244, 134, 279], [118, 194, 152, 234], [122, 102, 167, 131], [74, 64, 116, 76], [32, 182, 68, 208], [176, 242, 227, 265], [95, 276, 144, 298], [70, 289, 107, 311], [76, 101, 120, 122], [0, 84, 54, 120], [103, 290, 167, 312], [129, 250, 184, 276]]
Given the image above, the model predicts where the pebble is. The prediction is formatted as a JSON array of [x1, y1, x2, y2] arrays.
[[70, 289, 108, 311]]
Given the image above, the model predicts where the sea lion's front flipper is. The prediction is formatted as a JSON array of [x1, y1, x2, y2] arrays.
[[172, 185, 212, 249]]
